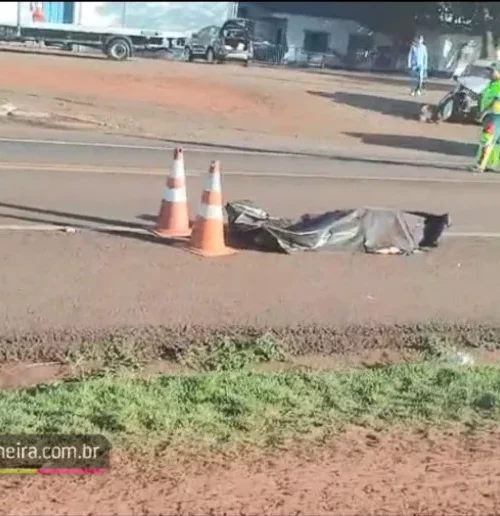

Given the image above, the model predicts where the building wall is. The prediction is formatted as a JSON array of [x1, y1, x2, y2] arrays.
[[419, 29, 482, 73], [270, 12, 392, 63], [237, 1, 269, 20], [278, 13, 363, 56], [238, 4, 392, 56]]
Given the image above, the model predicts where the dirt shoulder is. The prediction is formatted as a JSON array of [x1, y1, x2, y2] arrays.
[[0, 49, 479, 156], [1, 428, 498, 516]]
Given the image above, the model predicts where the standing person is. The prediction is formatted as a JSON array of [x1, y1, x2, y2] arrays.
[[408, 35, 428, 96], [471, 63, 500, 173]]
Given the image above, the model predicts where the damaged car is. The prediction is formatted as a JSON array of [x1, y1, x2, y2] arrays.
[[432, 59, 499, 124], [184, 18, 253, 66]]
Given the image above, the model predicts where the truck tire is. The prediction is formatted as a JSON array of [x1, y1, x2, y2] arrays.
[[105, 37, 131, 61], [205, 47, 215, 64], [184, 47, 193, 62]]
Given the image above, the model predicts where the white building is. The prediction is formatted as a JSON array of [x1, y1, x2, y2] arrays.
[[237, 2, 392, 66]]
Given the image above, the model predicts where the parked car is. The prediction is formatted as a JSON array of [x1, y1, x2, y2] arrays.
[[184, 18, 253, 66]]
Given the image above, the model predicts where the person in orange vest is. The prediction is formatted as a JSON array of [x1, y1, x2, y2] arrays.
[[471, 63, 500, 173]]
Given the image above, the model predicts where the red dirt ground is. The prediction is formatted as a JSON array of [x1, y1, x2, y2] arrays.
[[1, 428, 499, 516], [0, 48, 480, 151]]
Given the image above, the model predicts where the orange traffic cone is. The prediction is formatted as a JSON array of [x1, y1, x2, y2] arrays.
[[154, 147, 191, 238], [187, 160, 236, 257]]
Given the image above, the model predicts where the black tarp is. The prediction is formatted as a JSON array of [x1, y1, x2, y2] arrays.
[[225, 200, 450, 255]]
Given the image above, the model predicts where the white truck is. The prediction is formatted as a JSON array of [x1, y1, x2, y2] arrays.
[[0, 21, 186, 61]]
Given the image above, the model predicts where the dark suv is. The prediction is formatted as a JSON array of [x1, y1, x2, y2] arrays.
[[184, 19, 253, 66]]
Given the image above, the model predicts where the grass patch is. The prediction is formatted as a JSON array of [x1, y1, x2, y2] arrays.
[[417, 332, 470, 363], [0, 362, 499, 450], [65, 338, 150, 375], [180, 334, 287, 372], [64, 333, 288, 375]]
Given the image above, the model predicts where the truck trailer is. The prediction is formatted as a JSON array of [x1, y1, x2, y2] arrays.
[[0, 21, 186, 61]]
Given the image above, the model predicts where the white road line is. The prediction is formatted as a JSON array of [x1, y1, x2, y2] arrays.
[[1, 162, 499, 184], [0, 136, 304, 158], [0, 136, 471, 166], [0, 224, 148, 235], [0, 224, 75, 232], [226, 172, 500, 184], [1, 224, 500, 240]]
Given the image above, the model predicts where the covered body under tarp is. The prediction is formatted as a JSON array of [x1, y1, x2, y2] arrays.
[[225, 200, 450, 255]]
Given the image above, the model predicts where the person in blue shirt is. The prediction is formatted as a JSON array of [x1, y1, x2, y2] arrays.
[[408, 35, 428, 96]]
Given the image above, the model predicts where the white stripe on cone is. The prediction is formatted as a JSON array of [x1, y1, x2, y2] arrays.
[[198, 203, 224, 220], [171, 159, 185, 178], [163, 186, 187, 203], [204, 172, 221, 192]]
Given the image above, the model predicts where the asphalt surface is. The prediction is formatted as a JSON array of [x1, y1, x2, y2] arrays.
[[1, 231, 499, 337], [1, 136, 500, 345], [0, 132, 481, 182], [1, 167, 500, 234]]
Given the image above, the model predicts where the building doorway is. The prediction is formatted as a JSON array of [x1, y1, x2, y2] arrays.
[[303, 30, 329, 53]]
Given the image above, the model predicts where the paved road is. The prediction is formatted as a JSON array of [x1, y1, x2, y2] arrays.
[[1, 136, 500, 341], [0, 134, 496, 236], [1, 230, 499, 337], [1, 167, 500, 234], [0, 133, 484, 183]]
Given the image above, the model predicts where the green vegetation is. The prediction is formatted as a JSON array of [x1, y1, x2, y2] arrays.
[[66, 338, 151, 374], [180, 334, 287, 372], [0, 334, 498, 450]]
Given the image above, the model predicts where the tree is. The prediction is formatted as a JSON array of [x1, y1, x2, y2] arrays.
[[348, 1, 500, 58], [434, 2, 499, 58], [345, 2, 442, 45], [478, 2, 497, 59]]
